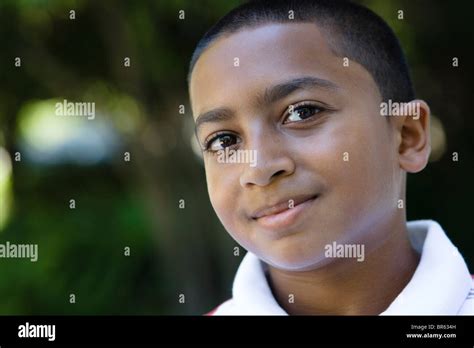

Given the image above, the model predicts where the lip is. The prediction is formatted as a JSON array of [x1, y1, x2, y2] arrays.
[[251, 194, 318, 230]]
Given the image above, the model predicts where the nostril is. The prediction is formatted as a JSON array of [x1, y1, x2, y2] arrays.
[[271, 170, 286, 179]]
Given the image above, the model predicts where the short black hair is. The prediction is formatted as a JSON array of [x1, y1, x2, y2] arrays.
[[188, 0, 415, 103]]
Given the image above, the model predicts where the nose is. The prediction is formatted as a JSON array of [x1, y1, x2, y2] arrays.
[[239, 136, 295, 188]]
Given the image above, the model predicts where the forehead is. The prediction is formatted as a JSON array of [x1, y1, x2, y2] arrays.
[[190, 22, 376, 118]]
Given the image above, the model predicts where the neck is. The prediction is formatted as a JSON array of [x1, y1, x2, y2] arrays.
[[267, 218, 420, 315]]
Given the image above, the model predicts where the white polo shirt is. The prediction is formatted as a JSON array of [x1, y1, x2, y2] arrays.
[[209, 220, 473, 315]]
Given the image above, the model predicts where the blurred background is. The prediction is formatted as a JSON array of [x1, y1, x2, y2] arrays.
[[0, 0, 472, 315]]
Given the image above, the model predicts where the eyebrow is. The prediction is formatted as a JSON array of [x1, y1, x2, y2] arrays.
[[194, 76, 340, 134]]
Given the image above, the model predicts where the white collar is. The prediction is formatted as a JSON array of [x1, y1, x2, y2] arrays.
[[226, 220, 472, 315]]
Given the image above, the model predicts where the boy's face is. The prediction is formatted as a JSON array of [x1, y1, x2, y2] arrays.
[[189, 23, 408, 271]]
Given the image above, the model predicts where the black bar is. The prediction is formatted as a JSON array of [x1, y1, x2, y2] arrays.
[[0, 315, 472, 345]]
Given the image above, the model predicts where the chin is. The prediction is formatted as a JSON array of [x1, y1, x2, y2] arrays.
[[255, 239, 332, 272], [263, 254, 332, 272]]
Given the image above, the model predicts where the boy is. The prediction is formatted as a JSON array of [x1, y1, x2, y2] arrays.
[[187, 0, 473, 315]]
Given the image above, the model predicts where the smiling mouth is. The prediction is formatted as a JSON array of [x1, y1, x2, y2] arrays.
[[251, 194, 318, 231]]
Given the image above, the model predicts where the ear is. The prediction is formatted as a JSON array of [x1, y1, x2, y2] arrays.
[[395, 100, 431, 173]]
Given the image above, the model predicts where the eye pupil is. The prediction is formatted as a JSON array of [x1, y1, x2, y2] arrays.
[[220, 135, 234, 147], [208, 134, 237, 151], [287, 105, 320, 123], [298, 106, 315, 119]]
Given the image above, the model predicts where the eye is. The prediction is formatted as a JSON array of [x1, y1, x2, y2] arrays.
[[204, 132, 240, 152], [283, 103, 325, 124]]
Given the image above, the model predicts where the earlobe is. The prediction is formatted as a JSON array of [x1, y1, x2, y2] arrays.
[[398, 100, 431, 173]]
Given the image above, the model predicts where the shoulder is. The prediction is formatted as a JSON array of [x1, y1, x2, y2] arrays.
[[458, 275, 474, 315]]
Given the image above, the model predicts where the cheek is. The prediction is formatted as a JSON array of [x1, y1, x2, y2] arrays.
[[326, 116, 397, 227], [343, 120, 397, 204], [205, 162, 244, 235], [298, 116, 397, 238]]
